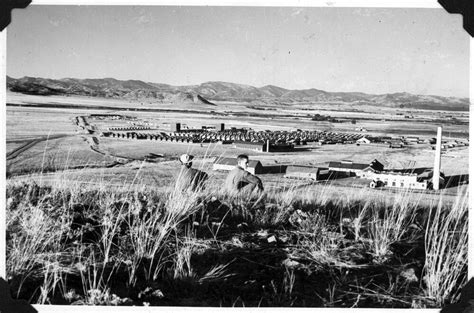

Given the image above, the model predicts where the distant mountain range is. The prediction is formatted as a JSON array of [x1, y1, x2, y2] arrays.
[[6, 76, 469, 111]]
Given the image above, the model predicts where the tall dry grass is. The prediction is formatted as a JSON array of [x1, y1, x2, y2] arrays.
[[6, 175, 207, 303], [5, 151, 469, 306], [423, 190, 468, 306], [363, 189, 424, 262]]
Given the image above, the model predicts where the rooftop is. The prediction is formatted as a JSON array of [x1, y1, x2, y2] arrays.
[[286, 165, 325, 174], [328, 159, 384, 171]]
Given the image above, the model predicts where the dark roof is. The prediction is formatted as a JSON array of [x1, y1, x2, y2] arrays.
[[388, 167, 432, 175], [387, 168, 445, 179], [214, 157, 262, 168], [234, 141, 265, 146], [328, 162, 368, 170], [369, 159, 384, 171], [286, 165, 322, 174]]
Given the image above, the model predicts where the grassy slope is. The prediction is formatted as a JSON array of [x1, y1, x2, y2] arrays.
[[5, 175, 467, 307]]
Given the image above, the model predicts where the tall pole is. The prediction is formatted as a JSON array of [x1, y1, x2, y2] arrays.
[[433, 126, 442, 190]]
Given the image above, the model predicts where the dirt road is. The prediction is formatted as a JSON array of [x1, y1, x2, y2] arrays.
[[6, 134, 71, 160]]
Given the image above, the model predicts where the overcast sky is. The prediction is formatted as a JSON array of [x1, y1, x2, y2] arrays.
[[7, 6, 470, 97]]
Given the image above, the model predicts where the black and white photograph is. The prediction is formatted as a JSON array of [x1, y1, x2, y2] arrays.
[[2, 1, 471, 309]]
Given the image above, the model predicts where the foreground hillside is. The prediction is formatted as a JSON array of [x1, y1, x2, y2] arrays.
[[6, 176, 467, 307], [7, 76, 469, 111]]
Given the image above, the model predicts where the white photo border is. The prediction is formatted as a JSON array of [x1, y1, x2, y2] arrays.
[[0, 1, 471, 312]]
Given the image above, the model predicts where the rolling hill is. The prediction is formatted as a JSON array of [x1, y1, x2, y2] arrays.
[[6, 76, 469, 111]]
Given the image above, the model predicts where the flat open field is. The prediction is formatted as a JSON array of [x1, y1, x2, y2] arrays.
[[7, 91, 468, 136], [6, 106, 77, 140]]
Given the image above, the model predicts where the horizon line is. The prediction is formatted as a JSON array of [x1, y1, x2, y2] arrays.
[[6, 74, 469, 99]]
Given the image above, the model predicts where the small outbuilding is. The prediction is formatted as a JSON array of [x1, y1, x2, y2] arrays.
[[284, 166, 326, 181], [389, 143, 405, 149], [356, 137, 372, 144]]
